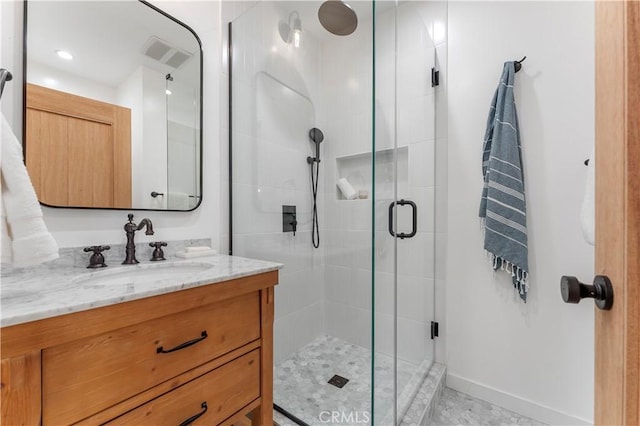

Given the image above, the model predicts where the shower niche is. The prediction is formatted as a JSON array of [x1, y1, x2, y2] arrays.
[[335, 147, 408, 200]]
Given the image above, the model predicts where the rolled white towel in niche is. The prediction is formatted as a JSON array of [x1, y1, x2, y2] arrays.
[[337, 177, 358, 200]]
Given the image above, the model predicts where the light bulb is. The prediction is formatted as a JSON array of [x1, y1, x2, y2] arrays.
[[291, 14, 302, 48], [293, 29, 301, 48], [166, 89, 172, 95]]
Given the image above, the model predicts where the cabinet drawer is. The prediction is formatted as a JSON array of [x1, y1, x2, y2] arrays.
[[106, 349, 261, 426], [43, 291, 260, 425]]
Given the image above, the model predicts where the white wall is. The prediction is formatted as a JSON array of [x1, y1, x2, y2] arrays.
[[28, 61, 117, 104], [1, 0, 222, 250], [116, 65, 168, 210], [446, 2, 595, 424], [117, 66, 145, 207]]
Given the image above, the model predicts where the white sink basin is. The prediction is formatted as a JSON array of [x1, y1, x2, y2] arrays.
[[72, 261, 215, 287]]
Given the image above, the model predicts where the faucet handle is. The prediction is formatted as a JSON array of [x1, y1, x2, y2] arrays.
[[83, 245, 111, 253], [83, 245, 110, 268], [127, 213, 134, 222], [150, 242, 167, 261]]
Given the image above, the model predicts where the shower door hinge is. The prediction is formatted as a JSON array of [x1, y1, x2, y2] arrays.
[[431, 68, 440, 87], [430, 321, 439, 339]]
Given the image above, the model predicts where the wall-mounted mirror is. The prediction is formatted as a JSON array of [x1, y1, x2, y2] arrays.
[[24, 0, 202, 211]]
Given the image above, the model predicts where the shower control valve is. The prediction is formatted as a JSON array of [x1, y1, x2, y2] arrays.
[[282, 205, 297, 236]]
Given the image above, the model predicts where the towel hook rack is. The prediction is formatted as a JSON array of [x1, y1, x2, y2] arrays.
[[514, 56, 527, 73], [0, 68, 13, 100]]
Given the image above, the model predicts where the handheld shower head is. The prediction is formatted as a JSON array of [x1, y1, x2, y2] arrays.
[[308, 127, 324, 163], [309, 127, 324, 144]]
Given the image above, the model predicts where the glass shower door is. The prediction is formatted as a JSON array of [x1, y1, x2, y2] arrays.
[[373, 0, 438, 424], [229, 0, 437, 423]]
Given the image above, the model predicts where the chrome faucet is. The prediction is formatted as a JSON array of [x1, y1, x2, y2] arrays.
[[123, 214, 154, 264]]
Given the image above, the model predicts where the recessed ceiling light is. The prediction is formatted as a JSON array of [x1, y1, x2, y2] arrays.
[[56, 50, 73, 60]]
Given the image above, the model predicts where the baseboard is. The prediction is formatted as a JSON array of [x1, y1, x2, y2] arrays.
[[446, 373, 593, 426]]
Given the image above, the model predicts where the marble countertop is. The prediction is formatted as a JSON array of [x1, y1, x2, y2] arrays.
[[1, 254, 282, 328]]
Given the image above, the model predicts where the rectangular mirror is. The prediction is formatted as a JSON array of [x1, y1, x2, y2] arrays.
[[24, 0, 203, 211]]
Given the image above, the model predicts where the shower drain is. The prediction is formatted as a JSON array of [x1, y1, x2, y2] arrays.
[[328, 374, 349, 388]]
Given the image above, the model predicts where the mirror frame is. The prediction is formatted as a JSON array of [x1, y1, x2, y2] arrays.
[[22, 0, 204, 212]]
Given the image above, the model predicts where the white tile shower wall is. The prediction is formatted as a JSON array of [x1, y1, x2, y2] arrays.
[[0, 0, 221, 249], [322, 2, 442, 366], [320, 10, 373, 353], [447, 2, 594, 424], [224, 1, 325, 363]]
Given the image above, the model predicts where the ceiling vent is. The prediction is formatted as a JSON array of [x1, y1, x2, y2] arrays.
[[142, 36, 193, 69]]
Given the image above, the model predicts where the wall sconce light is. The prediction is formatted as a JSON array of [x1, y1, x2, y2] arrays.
[[166, 73, 173, 95], [279, 11, 302, 48]]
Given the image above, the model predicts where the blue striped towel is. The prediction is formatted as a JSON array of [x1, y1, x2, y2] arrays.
[[479, 61, 529, 302]]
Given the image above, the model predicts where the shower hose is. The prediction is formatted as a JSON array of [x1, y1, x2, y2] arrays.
[[310, 160, 320, 248]]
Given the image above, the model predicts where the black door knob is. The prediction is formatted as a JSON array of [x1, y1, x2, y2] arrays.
[[560, 275, 614, 310]]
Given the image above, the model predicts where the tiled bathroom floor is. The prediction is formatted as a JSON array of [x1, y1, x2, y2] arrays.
[[430, 388, 547, 426], [273, 341, 544, 426], [273, 335, 425, 426]]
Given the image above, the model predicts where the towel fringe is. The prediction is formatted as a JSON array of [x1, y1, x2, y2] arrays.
[[485, 250, 529, 296]]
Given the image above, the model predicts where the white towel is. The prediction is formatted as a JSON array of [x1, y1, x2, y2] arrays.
[[186, 246, 213, 253], [1, 114, 58, 267], [581, 147, 595, 246], [337, 177, 357, 200]]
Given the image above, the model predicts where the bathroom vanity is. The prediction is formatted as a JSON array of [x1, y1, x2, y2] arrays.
[[0, 255, 281, 425]]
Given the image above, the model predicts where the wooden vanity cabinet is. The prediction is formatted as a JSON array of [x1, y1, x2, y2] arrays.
[[1, 270, 278, 426]]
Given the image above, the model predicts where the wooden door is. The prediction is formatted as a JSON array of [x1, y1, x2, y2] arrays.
[[594, 1, 640, 424], [25, 83, 132, 208]]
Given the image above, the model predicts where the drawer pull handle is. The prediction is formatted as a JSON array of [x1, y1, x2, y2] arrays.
[[178, 401, 208, 426], [156, 331, 208, 354]]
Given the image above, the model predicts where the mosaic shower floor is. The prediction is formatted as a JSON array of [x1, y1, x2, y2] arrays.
[[273, 338, 546, 426], [273, 335, 427, 426], [430, 388, 547, 426]]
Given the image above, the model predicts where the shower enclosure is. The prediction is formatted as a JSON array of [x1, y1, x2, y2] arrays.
[[229, 1, 443, 424]]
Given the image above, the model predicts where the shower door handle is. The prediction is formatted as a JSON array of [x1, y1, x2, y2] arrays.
[[388, 199, 417, 239]]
